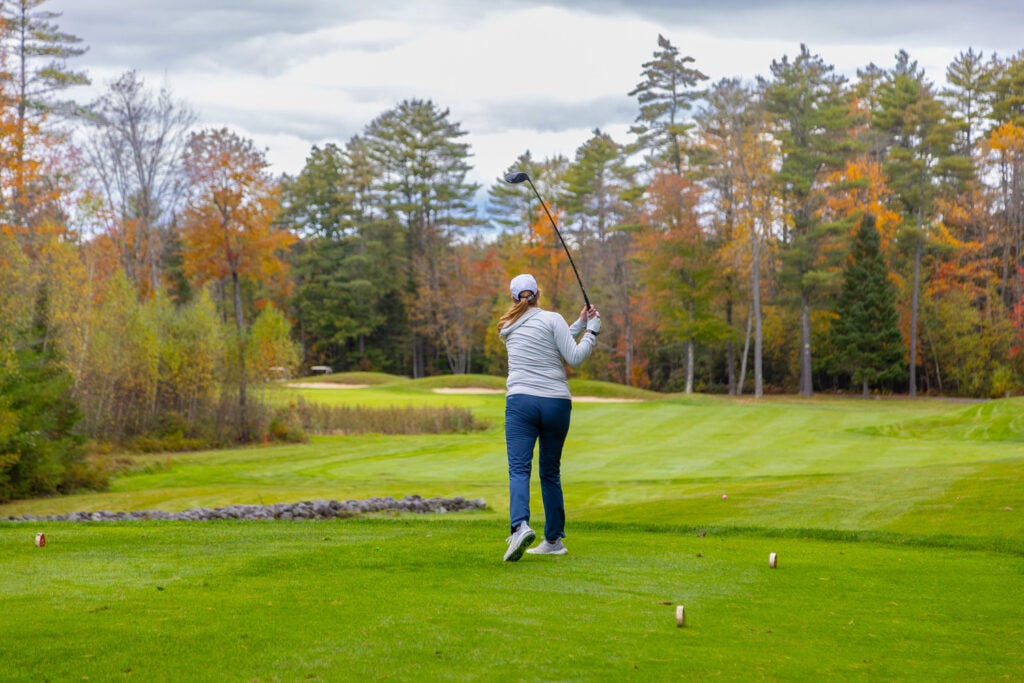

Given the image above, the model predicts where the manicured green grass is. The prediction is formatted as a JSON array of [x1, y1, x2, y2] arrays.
[[1, 380, 1022, 681], [2, 520, 1021, 681]]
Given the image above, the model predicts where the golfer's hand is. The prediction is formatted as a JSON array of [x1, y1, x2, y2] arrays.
[[585, 306, 601, 334]]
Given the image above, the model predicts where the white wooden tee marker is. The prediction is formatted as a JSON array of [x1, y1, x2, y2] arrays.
[[769, 552, 778, 568], [675, 605, 686, 627]]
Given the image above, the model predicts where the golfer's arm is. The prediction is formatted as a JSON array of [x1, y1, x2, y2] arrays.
[[554, 318, 595, 368]]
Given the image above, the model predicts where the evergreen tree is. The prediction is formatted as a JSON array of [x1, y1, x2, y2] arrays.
[[0, 285, 84, 502], [629, 34, 708, 175], [762, 44, 857, 396], [986, 51, 1024, 314], [0, 0, 89, 236], [828, 214, 906, 396], [487, 150, 541, 233], [488, 152, 569, 240], [942, 48, 992, 155], [988, 50, 1024, 128], [564, 129, 640, 383], [0, 0, 89, 121], [874, 50, 971, 396], [852, 63, 891, 160], [363, 99, 480, 377], [279, 138, 407, 374], [278, 143, 350, 240], [696, 77, 773, 396]]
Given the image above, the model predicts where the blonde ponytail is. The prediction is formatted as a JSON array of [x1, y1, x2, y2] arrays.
[[498, 295, 536, 330]]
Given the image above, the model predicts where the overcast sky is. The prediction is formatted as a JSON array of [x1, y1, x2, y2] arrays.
[[58, 1, 1023, 198]]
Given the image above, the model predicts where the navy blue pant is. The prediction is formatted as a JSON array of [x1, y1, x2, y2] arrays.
[[505, 393, 572, 541]]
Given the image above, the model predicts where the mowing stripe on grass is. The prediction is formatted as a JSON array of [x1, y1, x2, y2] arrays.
[[1, 519, 1021, 681]]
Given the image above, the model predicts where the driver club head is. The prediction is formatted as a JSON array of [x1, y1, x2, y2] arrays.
[[504, 171, 531, 185]]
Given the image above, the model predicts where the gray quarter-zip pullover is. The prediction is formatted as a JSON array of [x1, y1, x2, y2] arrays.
[[499, 307, 595, 399]]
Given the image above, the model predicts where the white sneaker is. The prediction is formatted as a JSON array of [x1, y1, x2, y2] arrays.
[[526, 538, 568, 555], [503, 523, 536, 562]]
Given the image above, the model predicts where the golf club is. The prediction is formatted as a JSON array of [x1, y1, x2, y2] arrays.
[[504, 170, 590, 309]]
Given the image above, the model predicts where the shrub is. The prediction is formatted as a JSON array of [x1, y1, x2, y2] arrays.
[[0, 287, 87, 503], [268, 410, 306, 443], [286, 398, 488, 435]]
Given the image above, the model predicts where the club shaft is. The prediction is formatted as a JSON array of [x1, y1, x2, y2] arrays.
[[525, 179, 590, 309]]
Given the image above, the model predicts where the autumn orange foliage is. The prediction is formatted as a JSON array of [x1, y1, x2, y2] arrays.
[[0, 60, 69, 251], [180, 128, 295, 321], [636, 172, 706, 337], [514, 203, 572, 311], [821, 156, 901, 249]]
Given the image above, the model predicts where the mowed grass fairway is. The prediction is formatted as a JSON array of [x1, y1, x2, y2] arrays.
[[2, 375, 1023, 681]]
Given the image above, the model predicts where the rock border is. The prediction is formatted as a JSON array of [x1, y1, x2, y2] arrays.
[[3, 495, 486, 522]]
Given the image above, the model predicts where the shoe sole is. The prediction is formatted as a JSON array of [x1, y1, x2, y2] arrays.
[[526, 547, 567, 555], [503, 529, 536, 562]]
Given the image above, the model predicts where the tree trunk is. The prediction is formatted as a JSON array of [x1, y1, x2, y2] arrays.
[[926, 323, 943, 394], [753, 229, 763, 399], [909, 239, 921, 398], [623, 310, 634, 386], [725, 296, 735, 395], [685, 299, 695, 394], [799, 291, 812, 397], [232, 269, 248, 440], [738, 312, 752, 396], [413, 336, 425, 379], [685, 339, 694, 394]]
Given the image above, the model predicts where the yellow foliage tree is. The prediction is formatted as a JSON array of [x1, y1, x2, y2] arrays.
[[180, 128, 294, 440]]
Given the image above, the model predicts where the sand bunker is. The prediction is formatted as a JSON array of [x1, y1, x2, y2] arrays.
[[431, 388, 641, 402], [432, 387, 506, 394], [289, 383, 642, 402], [572, 396, 644, 403]]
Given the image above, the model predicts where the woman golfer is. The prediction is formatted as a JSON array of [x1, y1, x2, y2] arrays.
[[499, 273, 601, 561]]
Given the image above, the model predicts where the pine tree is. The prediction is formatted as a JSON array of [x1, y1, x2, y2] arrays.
[[362, 99, 480, 377], [829, 214, 906, 396], [488, 151, 540, 233], [0, 285, 84, 501], [629, 34, 707, 175], [874, 50, 971, 396], [1, 0, 89, 120], [986, 52, 1024, 315], [564, 129, 639, 383], [762, 44, 858, 396], [0, 0, 89, 236], [942, 48, 992, 156], [696, 77, 774, 397]]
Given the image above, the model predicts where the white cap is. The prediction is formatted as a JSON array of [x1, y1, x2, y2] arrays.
[[509, 274, 538, 301]]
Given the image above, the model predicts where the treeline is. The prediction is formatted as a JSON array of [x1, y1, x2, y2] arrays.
[[1, 4, 1023, 497], [280, 38, 1024, 400]]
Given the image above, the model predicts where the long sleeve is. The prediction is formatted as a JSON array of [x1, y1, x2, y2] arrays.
[[501, 309, 596, 399], [554, 315, 595, 368]]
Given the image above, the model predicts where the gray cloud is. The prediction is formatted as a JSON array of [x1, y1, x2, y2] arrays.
[[60, 1, 1023, 88], [199, 102, 362, 143], [60, 1, 504, 74], [477, 95, 637, 135], [62, 2, 390, 73], [52, 0, 1023, 181], [541, 0, 1023, 50]]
